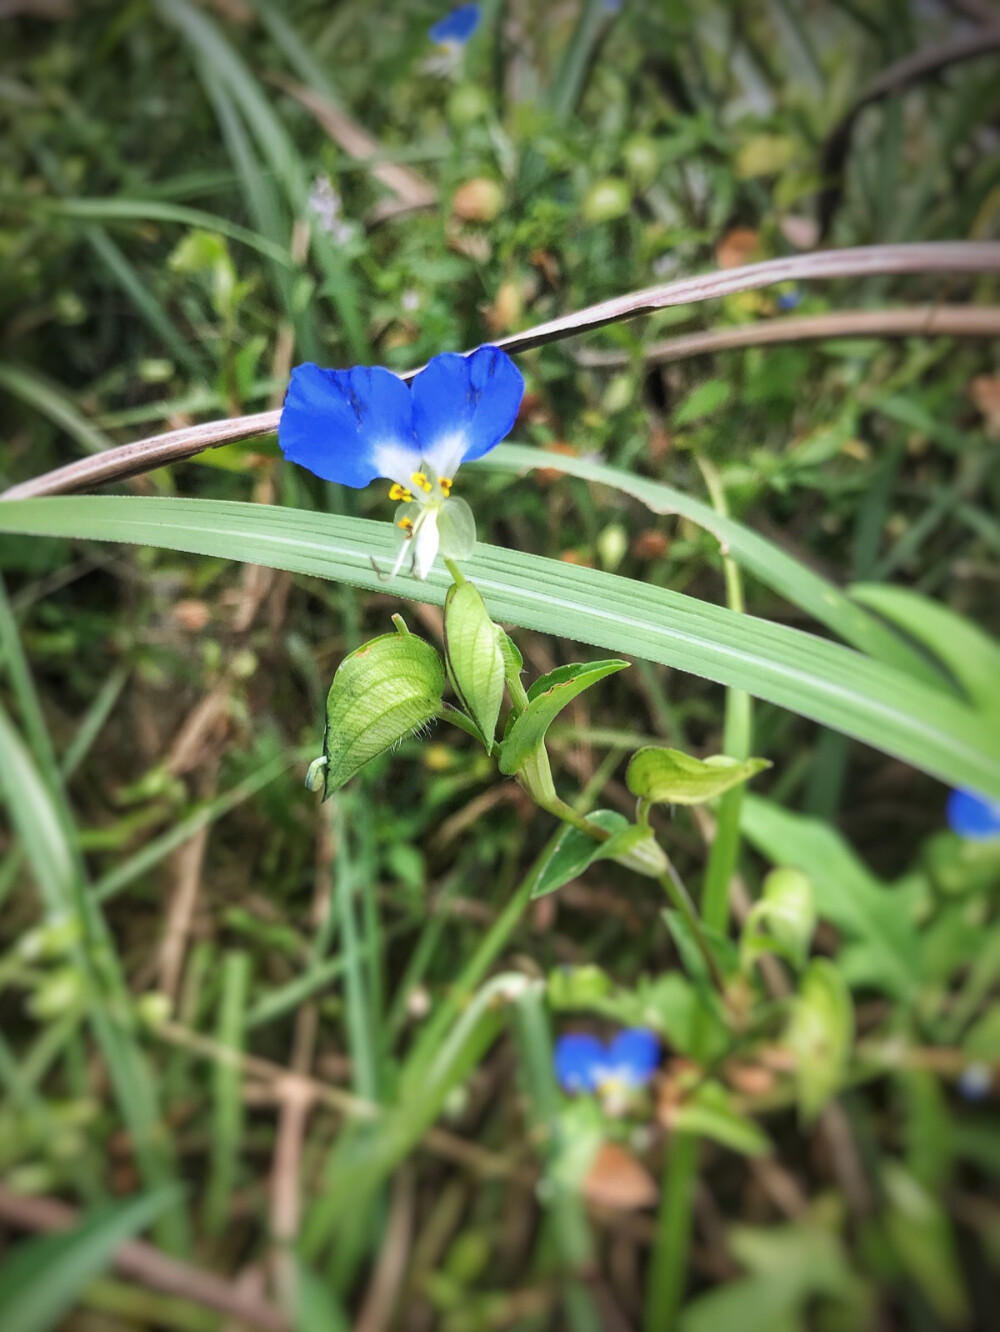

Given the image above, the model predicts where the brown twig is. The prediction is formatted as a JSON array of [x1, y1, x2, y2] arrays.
[[817, 26, 1000, 235], [0, 1185, 291, 1332], [3, 242, 999, 502], [267, 74, 437, 215], [572, 304, 1000, 369]]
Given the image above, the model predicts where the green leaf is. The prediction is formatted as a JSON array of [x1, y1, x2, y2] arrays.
[[851, 581, 1000, 719], [741, 796, 922, 997], [883, 1165, 970, 1327], [0, 1189, 177, 1332], [786, 958, 853, 1124], [443, 580, 504, 753], [486, 445, 942, 685], [663, 909, 740, 987], [322, 626, 445, 795], [1, 497, 998, 798], [531, 809, 658, 898], [626, 747, 770, 805], [498, 659, 629, 776], [673, 377, 733, 424], [963, 1005, 1000, 1060], [668, 1080, 770, 1156]]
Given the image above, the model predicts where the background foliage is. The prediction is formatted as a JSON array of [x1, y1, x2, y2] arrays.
[[1, 2, 999, 1330]]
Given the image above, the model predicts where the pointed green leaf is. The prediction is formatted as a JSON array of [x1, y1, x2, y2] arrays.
[[852, 582, 1000, 719], [443, 580, 504, 753], [668, 1080, 770, 1156], [532, 809, 660, 898], [322, 628, 445, 795], [0, 1189, 178, 1332], [627, 747, 770, 805], [498, 659, 629, 776]]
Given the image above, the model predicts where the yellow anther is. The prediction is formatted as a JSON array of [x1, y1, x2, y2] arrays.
[[439, 476, 453, 496], [410, 471, 433, 493], [397, 517, 414, 536], [388, 483, 413, 502]]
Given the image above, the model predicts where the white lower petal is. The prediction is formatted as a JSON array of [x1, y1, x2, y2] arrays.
[[412, 510, 441, 579]]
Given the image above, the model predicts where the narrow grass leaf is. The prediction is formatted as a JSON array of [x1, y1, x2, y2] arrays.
[[1, 496, 998, 797], [0, 1188, 178, 1332]]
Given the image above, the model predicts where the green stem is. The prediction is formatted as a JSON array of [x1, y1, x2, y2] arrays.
[[646, 458, 752, 1331], [659, 862, 728, 998], [443, 556, 466, 586]]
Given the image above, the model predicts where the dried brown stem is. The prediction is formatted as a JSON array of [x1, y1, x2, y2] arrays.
[[3, 243, 999, 503], [573, 304, 1000, 368]]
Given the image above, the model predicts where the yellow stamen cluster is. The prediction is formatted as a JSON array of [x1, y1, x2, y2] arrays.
[[388, 483, 413, 503], [439, 476, 453, 496], [410, 471, 434, 493], [397, 516, 414, 537]]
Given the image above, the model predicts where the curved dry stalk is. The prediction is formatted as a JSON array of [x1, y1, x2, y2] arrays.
[[817, 24, 1000, 234], [3, 241, 999, 502], [572, 304, 1000, 368]]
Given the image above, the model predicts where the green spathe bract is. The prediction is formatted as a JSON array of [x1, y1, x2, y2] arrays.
[[786, 958, 854, 1124], [443, 580, 505, 753], [627, 747, 771, 805], [321, 625, 445, 796]]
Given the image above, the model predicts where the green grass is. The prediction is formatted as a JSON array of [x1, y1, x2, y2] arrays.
[[1, 4, 998, 1330]]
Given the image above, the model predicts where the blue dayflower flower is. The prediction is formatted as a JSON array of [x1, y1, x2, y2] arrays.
[[603, 1028, 660, 1087], [947, 788, 1000, 841], [554, 1033, 607, 1093], [776, 286, 802, 311], [554, 1028, 660, 1096], [279, 347, 523, 579], [430, 4, 480, 47]]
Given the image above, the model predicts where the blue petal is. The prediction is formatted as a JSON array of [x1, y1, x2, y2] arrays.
[[553, 1033, 606, 1093], [279, 363, 418, 488], [429, 4, 480, 45], [947, 788, 1000, 841], [606, 1028, 660, 1086], [411, 346, 524, 477]]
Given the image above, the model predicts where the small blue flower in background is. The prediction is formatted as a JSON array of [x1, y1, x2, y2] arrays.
[[958, 1062, 992, 1101], [947, 788, 1000, 841], [279, 347, 523, 579], [776, 286, 802, 311], [554, 1028, 660, 1096], [429, 4, 480, 47]]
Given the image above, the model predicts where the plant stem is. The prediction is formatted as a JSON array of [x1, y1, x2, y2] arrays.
[[658, 862, 728, 997], [645, 458, 752, 1332]]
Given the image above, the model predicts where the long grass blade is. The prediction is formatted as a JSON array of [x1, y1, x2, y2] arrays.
[[0, 495, 996, 796]]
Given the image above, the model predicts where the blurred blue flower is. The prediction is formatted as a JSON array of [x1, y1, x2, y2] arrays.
[[958, 1062, 992, 1101], [554, 1028, 660, 1095], [430, 4, 480, 46], [280, 347, 523, 579], [776, 286, 802, 311], [947, 788, 1000, 841]]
